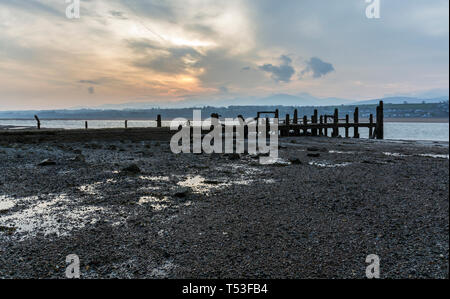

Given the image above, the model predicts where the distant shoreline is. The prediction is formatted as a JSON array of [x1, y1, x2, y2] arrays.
[[0, 118, 449, 123]]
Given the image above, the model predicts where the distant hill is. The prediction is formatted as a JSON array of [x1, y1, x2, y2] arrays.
[[92, 93, 356, 110], [91, 94, 449, 110], [356, 96, 449, 105]]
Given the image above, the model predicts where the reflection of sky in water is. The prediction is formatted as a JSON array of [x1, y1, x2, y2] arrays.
[[336, 122, 449, 141], [0, 194, 106, 240]]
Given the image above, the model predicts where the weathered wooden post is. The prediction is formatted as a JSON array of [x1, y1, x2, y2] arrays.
[[345, 115, 349, 138], [285, 114, 290, 137], [312, 109, 318, 136], [34, 115, 41, 130], [266, 117, 270, 136], [85, 121, 88, 130], [303, 116, 308, 135], [275, 109, 279, 120], [238, 115, 248, 139], [353, 107, 360, 138], [332, 109, 339, 137], [369, 114, 374, 138], [125, 120, 128, 129], [157, 115, 162, 128], [324, 116, 328, 137], [376, 101, 384, 139], [319, 115, 324, 136], [293, 109, 299, 136]]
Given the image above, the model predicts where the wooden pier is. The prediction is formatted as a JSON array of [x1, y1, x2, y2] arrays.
[[22, 102, 384, 142], [257, 101, 384, 139]]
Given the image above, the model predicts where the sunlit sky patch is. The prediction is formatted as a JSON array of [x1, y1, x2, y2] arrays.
[[0, 0, 448, 110]]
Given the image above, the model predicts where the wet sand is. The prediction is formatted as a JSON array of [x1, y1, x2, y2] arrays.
[[0, 130, 448, 278]]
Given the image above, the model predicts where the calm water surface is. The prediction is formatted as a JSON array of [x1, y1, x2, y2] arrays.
[[0, 120, 448, 142]]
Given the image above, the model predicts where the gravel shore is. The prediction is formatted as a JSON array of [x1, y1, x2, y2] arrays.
[[0, 132, 448, 279]]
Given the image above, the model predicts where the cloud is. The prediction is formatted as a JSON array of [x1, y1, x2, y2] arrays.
[[301, 57, 335, 79], [79, 80, 101, 85], [0, 0, 62, 17], [0, 0, 448, 110], [109, 10, 128, 19], [259, 55, 295, 83], [127, 39, 203, 74], [219, 86, 229, 93]]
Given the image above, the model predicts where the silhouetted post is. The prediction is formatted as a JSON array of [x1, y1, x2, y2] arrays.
[[125, 120, 128, 129], [332, 109, 339, 137], [238, 115, 248, 139], [85, 121, 88, 130], [275, 109, 279, 120], [376, 101, 384, 139], [353, 107, 360, 138], [157, 115, 162, 128], [312, 109, 318, 136], [324, 116, 328, 137], [319, 115, 324, 136], [293, 109, 299, 136], [303, 116, 308, 135], [345, 115, 349, 138], [285, 114, 290, 136], [266, 117, 270, 135], [34, 115, 40, 130], [369, 114, 374, 138]]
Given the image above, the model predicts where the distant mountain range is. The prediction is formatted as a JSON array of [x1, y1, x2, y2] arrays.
[[91, 93, 449, 110], [355, 96, 449, 105]]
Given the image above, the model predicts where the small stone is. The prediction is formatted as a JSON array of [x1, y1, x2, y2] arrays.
[[173, 187, 190, 198], [121, 164, 141, 174], [289, 158, 302, 165], [69, 155, 85, 162], [228, 153, 241, 160], [38, 159, 56, 166], [204, 180, 221, 185]]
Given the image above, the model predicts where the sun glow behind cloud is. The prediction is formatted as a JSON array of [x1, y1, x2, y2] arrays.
[[0, 0, 448, 110]]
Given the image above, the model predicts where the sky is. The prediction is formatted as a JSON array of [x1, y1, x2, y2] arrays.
[[0, 0, 448, 110]]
